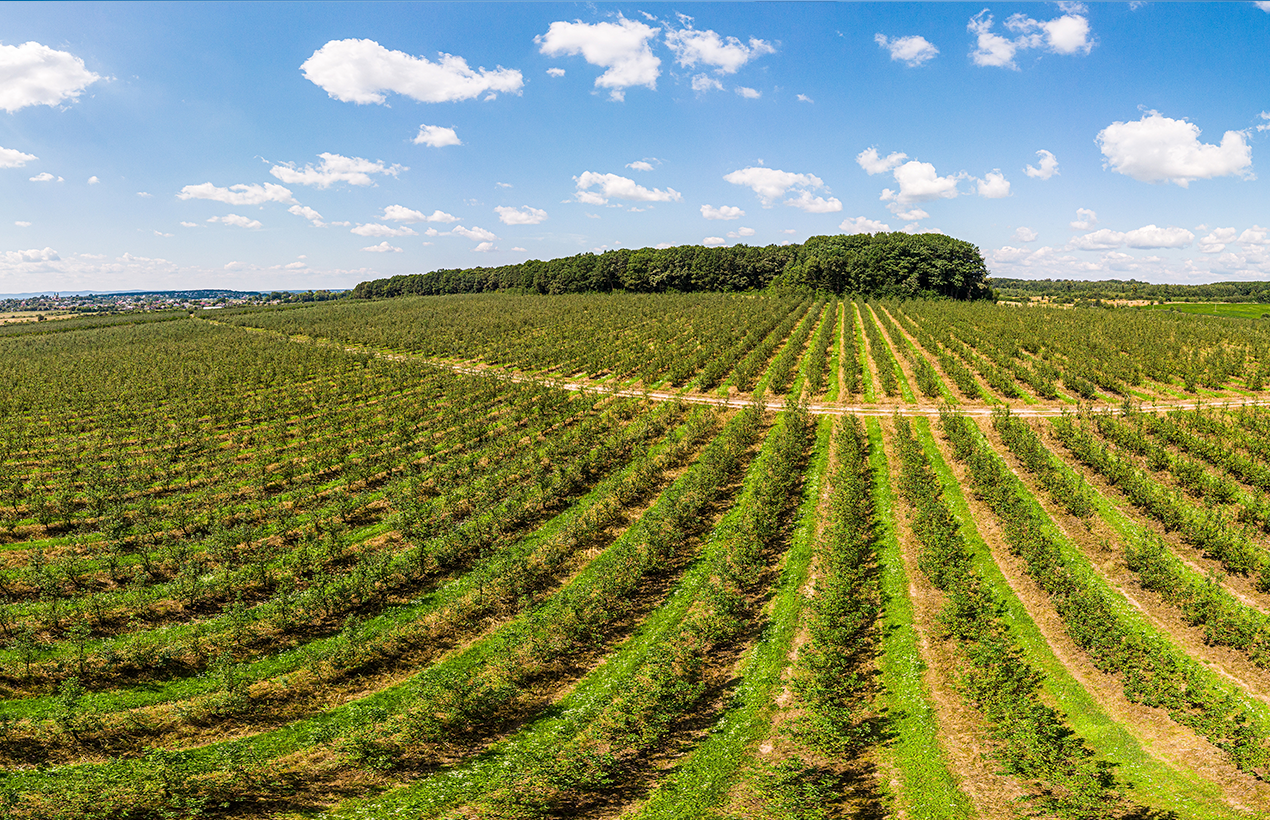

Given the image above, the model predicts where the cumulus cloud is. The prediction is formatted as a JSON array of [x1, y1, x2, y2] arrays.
[[874, 34, 939, 67], [664, 26, 774, 74], [702, 236, 726, 246], [691, 73, 724, 93], [701, 204, 744, 220], [1070, 208, 1098, 230], [288, 205, 325, 226], [2, 247, 59, 263], [547, 67, 565, 77], [29, 172, 61, 182], [735, 86, 760, 99], [1198, 227, 1236, 254], [726, 227, 756, 238], [723, 166, 840, 213], [270, 153, 405, 188], [473, 241, 498, 252], [1259, 112, 1270, 132], [1096, 111, 1253, 186], [300, 39, 523, 104], [136, 192, 152, 198], [626, 160, 655, 171], [14, 221, 31, 227], [1013, 226, 1039, 242], [178, 181, 296, 205], [0, 146, 38, 169], [413, 124, 461, 147], [495, 205, 548, 225], [574, 171, 681, 204], [451, 224, 498, 241], [856, 148, 908, 175], [179, 221, 199, 228], [890, 207, 931, 221], [208, 214, 262, 229], [977, 170, 1011, 198], [968, 8, 1093, 69], [1240, 226, 1270, 245], [87, 175, 99, 184], [881, 161, 964, 205], [1024, 149, 1059, 180], [797, 94, 813, 103], [351, 222, 418, 237], [381, 205, 459, 223], [1258, 2, 1270, 11], [1069, 224, 1194, 250], [536, 17, 661, 101], [0, 41, 101, 112], [840, 216, 891, 234], [362, 241, 403, 252]]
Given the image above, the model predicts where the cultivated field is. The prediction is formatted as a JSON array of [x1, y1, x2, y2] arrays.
[[4, 293, 1270, 819]]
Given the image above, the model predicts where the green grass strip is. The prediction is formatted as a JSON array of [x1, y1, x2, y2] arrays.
[[852, 303, 875, 404]]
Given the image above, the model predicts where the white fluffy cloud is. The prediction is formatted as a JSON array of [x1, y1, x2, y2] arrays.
[[413, 124, 461, 147], [1259, 112, 1270, 132], [288, 205, 325, 226], [977, 170, 1011, 198], [473, 242, 497, 252], [664, 27, 774, 73], [536, 17, 661, 101], [382, 205, 459, 223], [1096, 111, 1253, 186], [1241, 226, 1270, 245], [208, 214, 262, 229], [735, 86, 760, 99], [178, 181, 295, 205], [727, 227, 756, 238], [691, 73, 724, 93], [179, 221, 199, 228], [451, 225, 498, 241], [300, 39, 523, 104], [840, 216, 891, 234], [495, 205, 548, 225], [87, 175, 99, 185], [1069, 224, 1194, 250], [1258, 2, 1270, 12], [723, 166, 841, 214], [351, 223, 418, 237], [1070, 208, 1098, 230], [1198, 228, 1236, 254], [3, 247, 59, 264], [574, 171, 681, 204], [701, 204, 744, 220], [702, 236, 726, 246], [14, 221, 31, 228], [362, 241, 403, 253], [270, 153, 405, 188], [547, 67, 565, 77], [29, 172, 61, 182], [882, 161, 964, 205], [0, 41, 101, 113], [856, 148, 909, 176], [627, 160, 654, 171], [797, 94, 813, 103], [968, 8, 1093, 69], [1013, 226, 1039, 242], [0, 146, 38, 169], [874, 34, 939, 67], [1024, 149, 1059, 180]]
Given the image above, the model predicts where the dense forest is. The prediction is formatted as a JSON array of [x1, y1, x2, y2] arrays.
[[993, 277, 1270, 303], [350, 232, 994, 301]]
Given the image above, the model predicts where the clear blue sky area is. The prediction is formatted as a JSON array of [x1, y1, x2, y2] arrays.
[[3, 1, 1268, 292]]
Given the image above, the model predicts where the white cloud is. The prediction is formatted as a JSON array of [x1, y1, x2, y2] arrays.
[[451, 224, 498, 241], [735, 86, 760, 99], [856, 148, 908, 175], [726, 227, 756, 238], [547, 67, 566, 77], [511, 246, 527, 251], [380, 205, 458, 223], [288, 204, 325, 226], [495, 205, 548, 225], [136, 192, 152, 198], [14, 221, 31, 227], [270, 153, 405, 188], [1070, 208, 1098, 230], [87, 175, 99, 185], [968, 11, 1021, 68], [29, 172, 61, 182], [1013, 226, 1039, 242], [153, 230, 173, 237], [1024, 149, 1059, 180], [796, 94, 813, 103], [285, 261, 307, 269], [1259, 112, 1270, 132], [889, 207, 931, 221], [472, 241, 498, 252], [362, 241, 403, 253], [2, 247, 59, 263], [664, 27, 774, 73], [1240, 226, 1270, 245], [496, 182, 512, 188], [874, 34, 939, 67], [178, 181, 295, 205], [627, 159, 657, 171], [207, 214, 262, 229], [300, 39, 523, 104], [691, 73, 724, 93], [574, 171, 681, 204], [702, 236, 726, 246], [977, 170, 1011, 198], [840, 216, 891, 234], [969, 8, 1093, 69], [179, 221, 199, 228], [0, 146, 38, 169], [881, 160, 964, 205], [1069, 224, 1194, 251], [1198, 228, 1236, 254], [701, 204, 744, 220], [1258, 2, 1270, 11], [1096, 111, 1253, 186], [0, 41, 101, 113], [785, 189, 843, 213], [723, 166, 837, 211], [536, 17, 661, 101], [351, 223, 418, 237], [413, 124, 461, 147]]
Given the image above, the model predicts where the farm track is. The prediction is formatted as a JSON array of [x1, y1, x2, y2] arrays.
[[203, 318, 1270, 419]]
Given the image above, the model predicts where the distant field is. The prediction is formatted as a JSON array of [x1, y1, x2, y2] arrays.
[[5, 295, 1270, 819], [1144, 301, 1270, 319]]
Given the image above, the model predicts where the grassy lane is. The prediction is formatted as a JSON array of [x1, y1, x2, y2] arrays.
[[851, 303, 876, 404], [918, 418, 1255, 820]]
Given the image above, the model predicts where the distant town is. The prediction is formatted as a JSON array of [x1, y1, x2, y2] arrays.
[[0, 289, 344, 319]]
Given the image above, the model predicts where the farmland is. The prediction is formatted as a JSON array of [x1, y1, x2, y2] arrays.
[[4, 292, 1270, 819]]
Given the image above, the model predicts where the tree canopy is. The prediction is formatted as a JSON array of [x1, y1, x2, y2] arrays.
[[350, 232, 993, 301]]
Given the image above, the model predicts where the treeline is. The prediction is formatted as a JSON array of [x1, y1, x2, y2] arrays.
[[350, 233, 993, 301], [994, 277, 1270, 303]]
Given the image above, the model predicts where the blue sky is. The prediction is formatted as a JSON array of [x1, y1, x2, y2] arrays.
[[2, 1, 1268, 293]]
